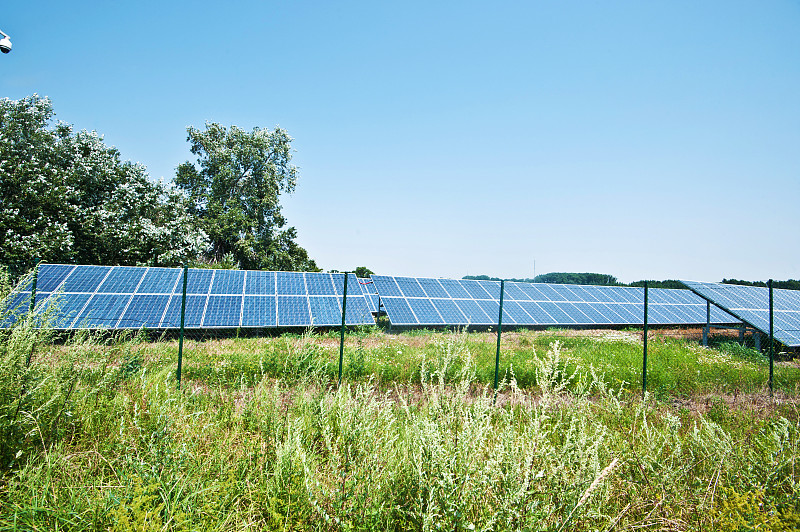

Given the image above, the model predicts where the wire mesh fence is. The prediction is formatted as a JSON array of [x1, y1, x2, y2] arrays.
[[2, 265, 798, 396]]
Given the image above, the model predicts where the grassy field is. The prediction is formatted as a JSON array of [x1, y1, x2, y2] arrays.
[[2, 322, 800, 530]]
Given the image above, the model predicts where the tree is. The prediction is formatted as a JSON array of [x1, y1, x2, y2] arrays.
[[176, 123, 318, 271], [0, 95, 203, 278], [355, 266, 374, 278], [533, 272, 619, 286]]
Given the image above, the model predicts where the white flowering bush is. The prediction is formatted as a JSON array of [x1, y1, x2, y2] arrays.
[[0, 95, 204, 277]]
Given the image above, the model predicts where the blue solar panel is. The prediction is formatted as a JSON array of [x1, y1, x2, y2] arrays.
[[611, 303, 639, 323], [502, 282, 530, 301], [10, 265, 375, 330], [548, 286, 575, 302], [61, 266, 112, 293], [502, 300, 533, 324], [186, 269, 214, 295], [277, 296, 312, 326], [407, 298, 444, 324], [417, 278, 449, 298], [476, 299, 516, 325], [609, 287, 640, 304], [380, 297, 418, 325], [242, 296, 277, 327], [53, 293, 92, 328], [373, 276, 739, 328], [245, 271, 275, 295], [344, 296, 372, 325], [97, 267, 145, 294], [538, 284, 564, 301], [461, 280, 494, 300], [306, 273, 336, 295], [560, 302, 592, 324], [73, 294, 132, 328], [277, 272, 306, 295], [518, 301, 557, 324], [356, 278, 379, 314], [373, 276, 404, 298], [681, 280, 800, 347], [537, 301, 575, 324], [583, 286, 614, 303], [210, 270, 245, 295], [347, 275, 362, 297], [431, 298, 467, 324], [518, 284, 550, 301], [1, 291, 32, 327], [309, 296, 341, 325], [395, 277, 426, 298], [119, 295, 170, 328], [37, 264, 75, 292], [137, 268, 181, 294], [453, 299, 493, 325], [203, 296, 242, 327], [569, 286, 599, 303], [438, 278, 471, 299]]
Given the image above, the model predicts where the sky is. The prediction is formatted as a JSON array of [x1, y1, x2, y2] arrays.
[[2, 1, 799, 283]]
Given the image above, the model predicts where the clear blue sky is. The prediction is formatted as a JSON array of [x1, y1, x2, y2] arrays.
[[3, 1, 799, 283]]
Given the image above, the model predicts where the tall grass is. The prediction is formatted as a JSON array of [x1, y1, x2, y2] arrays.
[[2, 275, 799, 529], [1, 321, 799, 530]]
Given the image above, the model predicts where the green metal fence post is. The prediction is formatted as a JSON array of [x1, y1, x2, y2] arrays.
[[25, 260, 40, 367], [769, 279, 774, 395], [338, 272, 349, 387], [494, 280, 505, 404], [177, 263, 188, 389], [642, 281, 648, 398]]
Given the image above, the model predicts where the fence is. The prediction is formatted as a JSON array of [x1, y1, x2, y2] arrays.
[[2, 266, 792, 397]]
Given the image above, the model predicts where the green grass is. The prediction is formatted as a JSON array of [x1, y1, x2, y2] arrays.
[[161, 327, 799, 397], [2, 322, 800, 530]]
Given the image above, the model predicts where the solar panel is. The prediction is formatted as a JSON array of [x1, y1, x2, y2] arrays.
[[6, 264, 375, 330], [371, 276, 739, 327], [681, 280, 800, 347], [355, 278, 380, 314]]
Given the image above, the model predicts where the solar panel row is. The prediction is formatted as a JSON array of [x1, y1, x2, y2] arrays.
[[7, 264, 375, 329], [371, 276, 739, 327], [681, 280, 800, 347]]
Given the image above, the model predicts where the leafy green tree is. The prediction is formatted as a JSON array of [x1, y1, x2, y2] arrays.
[[355, 266, 374, 278], [533, 272, 619, 286], [0, 95, 203, 278], [628, 280, 686, 289], [175, 123, 318, 271]]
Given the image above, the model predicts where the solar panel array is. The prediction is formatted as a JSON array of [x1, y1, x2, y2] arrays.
[[371, 276, 739, 327], [5, 264, 375, 329], [681, 280, 800, 347], [356, 278, 380, 314]]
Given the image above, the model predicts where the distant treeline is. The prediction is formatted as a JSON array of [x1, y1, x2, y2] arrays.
[[463, 273, 799, 290], [722, 279, 800, 290]]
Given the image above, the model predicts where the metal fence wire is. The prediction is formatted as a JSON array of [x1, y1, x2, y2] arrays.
[[1, 266, 796, 396]]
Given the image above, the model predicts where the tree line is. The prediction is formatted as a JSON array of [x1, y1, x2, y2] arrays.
[[464, 273, 798, 290], [0, 95, 317, 279]]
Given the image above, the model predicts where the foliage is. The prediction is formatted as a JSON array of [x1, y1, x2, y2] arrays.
[[709, 486, 800, 531], [464, 273, 619, 285], [175, 122, 318, 272], [627, 279, 686, 289], [533, 272, 619, 285], [723, 278, 800, 291], [0, 95, 205, 278], [461, 274, 711, 289], [354, 266, 374, 278]]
